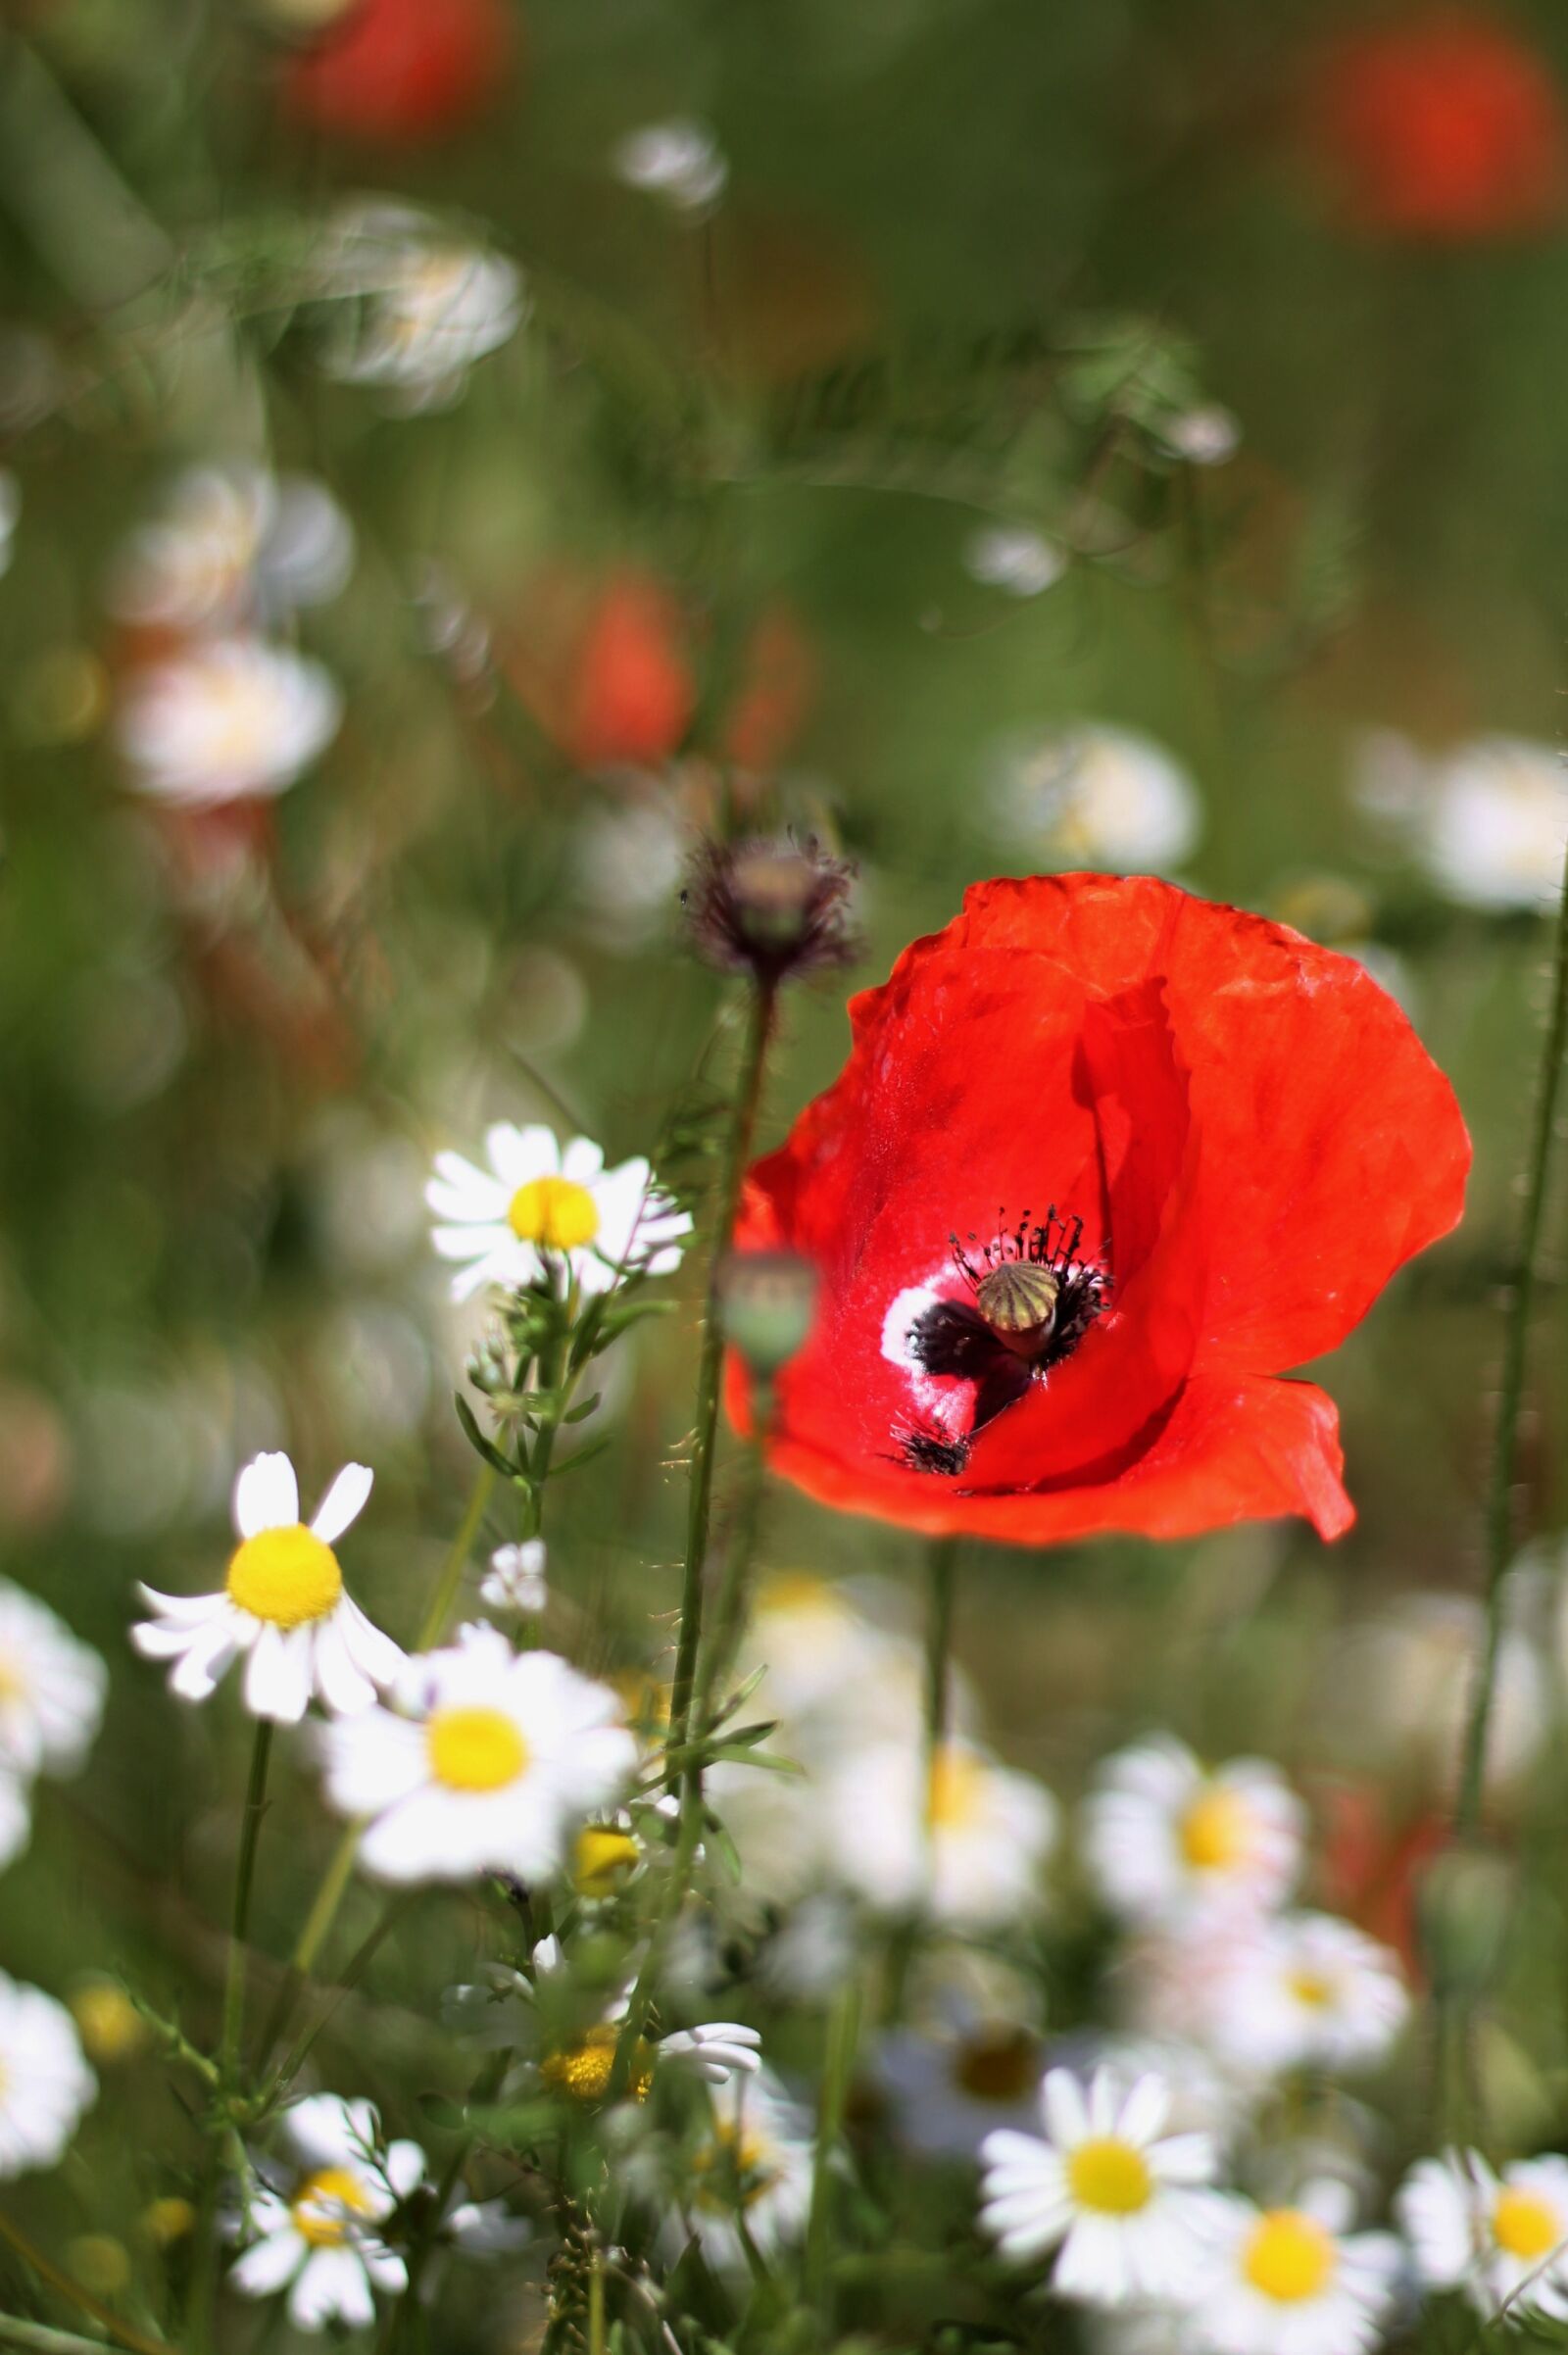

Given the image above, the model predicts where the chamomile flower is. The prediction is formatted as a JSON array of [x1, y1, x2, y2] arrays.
[[1354, 731, 1568, 910], [229, 2095, 422, 2331], [1083, 1737, 1305, 1926], [536, 2019, 761, 2106], [1398, 2148, 1568, 2324], [1189, 2182, 1400, 2355], [480, 1539, 547, 1616], [989, 724, 1201, 874], [107, 463, 353, 633], [0, 1972, 96, 2179], [979, 2067, 1216, 2306], [318, 205, 525, 410], [679, 2066, 814, 2272], [1207, 1912, 1408, 2077], [132, 1450, 403, 1724], [318, 1621, 636, 1885], [426, 1123, 691, 1301], [824, 1737, 1058, 1929], [0, 1580, 107, 1781], [117, 636, 342, 806], [879, 2017, 1047, 2155]]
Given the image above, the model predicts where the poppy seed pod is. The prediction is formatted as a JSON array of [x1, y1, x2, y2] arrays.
[[718, 1249, 818, 1377]]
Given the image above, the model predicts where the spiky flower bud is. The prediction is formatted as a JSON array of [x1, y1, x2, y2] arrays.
[[683, 834, 858, 987]]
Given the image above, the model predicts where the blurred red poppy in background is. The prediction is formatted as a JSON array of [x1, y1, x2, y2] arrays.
[[282, 0, 515, 143], [727, 874, 1470, 1545], [1311, 15, 1568, 239], [566, 574, 696, 771]]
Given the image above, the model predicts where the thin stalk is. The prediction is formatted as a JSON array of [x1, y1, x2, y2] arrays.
[[414, 1462, 497, 1651], [587, 2247, 607, 2355], [1455, 837, 1568, 1832], [884, 1534, 959, 2022], [804, 1977, 862, 2317], [694, 1381, 772, 1728], [253, 1896, 410, 2121], [0, 2213, 179, 2355], [220, 1719, 273, 2083]]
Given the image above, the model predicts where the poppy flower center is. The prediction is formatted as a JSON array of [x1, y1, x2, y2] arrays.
[[1066, 2137, 1152, 2215], [574, 1825, 640, 1896], [1493, 2188, 1561, 2260], [226, 1526, 343, 1628], [425, 1704, 528, 1791], [291, 2166, 372, 2249], [540, 2023, 655, 2104], [1178, 1786, 1253, 1871], [508, 1176, 600, 1251], [953, 2026, 1040, 2102], [1242, 2209, 1337, 2303]]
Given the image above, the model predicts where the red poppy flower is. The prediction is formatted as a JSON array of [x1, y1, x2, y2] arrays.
[[282, 0, 514, 144], [727, 874, 1469, 1545], [1311, 16, 1568, 239], [565, 575, 696, 770]]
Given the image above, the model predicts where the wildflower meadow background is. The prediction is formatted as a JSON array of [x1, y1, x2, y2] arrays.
[[7, 3, 1568, 2352]]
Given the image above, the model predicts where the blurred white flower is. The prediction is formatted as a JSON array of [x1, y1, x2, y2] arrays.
[[132, 1450, 402, 1723], [979, 2067, 1216, 2306], [1398, 2148, 1568, 2324], [1188, 2181, 1400, 2355], [1353, 731, 1568, 910], [481, 1539, 547, 1615], [0, 1973, 96, 2179], [824, 1737, 1057, 1929], [1160, 405, 1241, 466], [1206, 1912, 1408, 2078], [573, 799, 690, 947], [879, 2018, 1047, 2155], [0, 1580, 106, 1781], [657, 2022, 762, 2085], [1323, 1591, 1545, 1801], [107, 463, 353, 632], [117, 636, 342, 807], [964, 523, 1065, 598], [989, 724, 1201, 873], [0, 470, 19, 579], [612, 120, 728, 213], [318, 1621, 635, 1884], [678, 2066, 813, 2272], [746, 1571, 910, 1722], [1082, 1737, 1304, 1927], [318, 206, 525, 410], [427, 1122, 691, 1301], [229, 2095, 421, 2332]]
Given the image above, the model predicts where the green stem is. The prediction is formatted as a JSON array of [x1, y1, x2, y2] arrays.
[[220, 1720, 273, 2083], [415, 1462, 498, 1651], [804, 1978, 861, 2317], [252, 1896, 410, 2122], [694, 1381, 772, 1728], [0, 2214, 179, 2355], [1455, 836, 1568, 1833], [884, 1535, 959, 2023]]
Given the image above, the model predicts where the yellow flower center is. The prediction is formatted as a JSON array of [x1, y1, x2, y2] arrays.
[[1242, 2209, 1337, 2304], [1066, 2137, 1152, 2216], [1287, 1969, 1335, 2010], [290, 2167, 372, 2249], [757, 1572, 844, 1619], [926, 1744, 985, 1832], [693, 2124, 779, 2213], [953, 2027, 1040, 2103], [507, 1176, 600, 1251], [425, 1705, 528, 1792], [1494, 2187, 1562, 2261], [1178, 1786, 1253, 1872], [225, 1525, 342, 1628], [540, 2024, 655, 2105], [0, 1651, 24, 1703], [574, 1825, 640, 1898]]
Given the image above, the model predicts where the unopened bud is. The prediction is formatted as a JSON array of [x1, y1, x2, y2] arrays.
[[718, 1250, 817, 1375], [684, 834, 858, 986]]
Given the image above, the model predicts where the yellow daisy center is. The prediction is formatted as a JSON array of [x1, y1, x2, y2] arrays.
[[425, 1705, 528, 1792], [574, 1825, 640, 1898], [1243, 2209, 1337, 2304], [953, 2027, 1040, 2103], [926, 1744, 985, 1832], [507, 1176, 600, 1251], [693, 2124, 779, 2212], [0, 1651, 24, 1703], [1066, 2137, 1152, 2216], [1179, 1785, 1253, 1872], [225, 1525, 342, 1628], [539, 2024, 655, 2105], [291, 2167, 372, 2249], [1494, 2187, 1562, 2261], [1287, 1968, 1335, 2010]]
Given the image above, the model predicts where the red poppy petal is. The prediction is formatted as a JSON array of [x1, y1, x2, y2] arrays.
[[736, 1367, 1350, 1545]]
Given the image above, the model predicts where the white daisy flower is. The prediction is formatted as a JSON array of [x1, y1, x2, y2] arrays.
[[117, 636, 342, 807], [1206, 1912, 1408, 2078], [229, 2094, 421, 2332], [0, 1971, 96, 2179], [989, 723, 1201, 874], [426, 1122, 692, 1302], [1188, 2181, 1400, 2355], [1398, 2147, 1568, 2325], [979, 2067, 1216, 2306], [1083, 1737, 1305, 1927], [679, 2065, 813, 2273], [131, 1450, 402, 1724], [823, 1737, 1058, 1930], [480, 1539, 547, 1616], [318, 206, 525, 410], [318, 1621, 636, 1885], [964, 523, 1065, 598], [660, 2022, 763, 2085], [612, 120, 728, 213], [107, 463, 353, 633], [746, 1571, 912, 1723], [0, 1580, 107, 1781], [1354, 731, 1568, 911], [878, 2018, 1047, 2156], [537, 2017, 761, 2106]]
